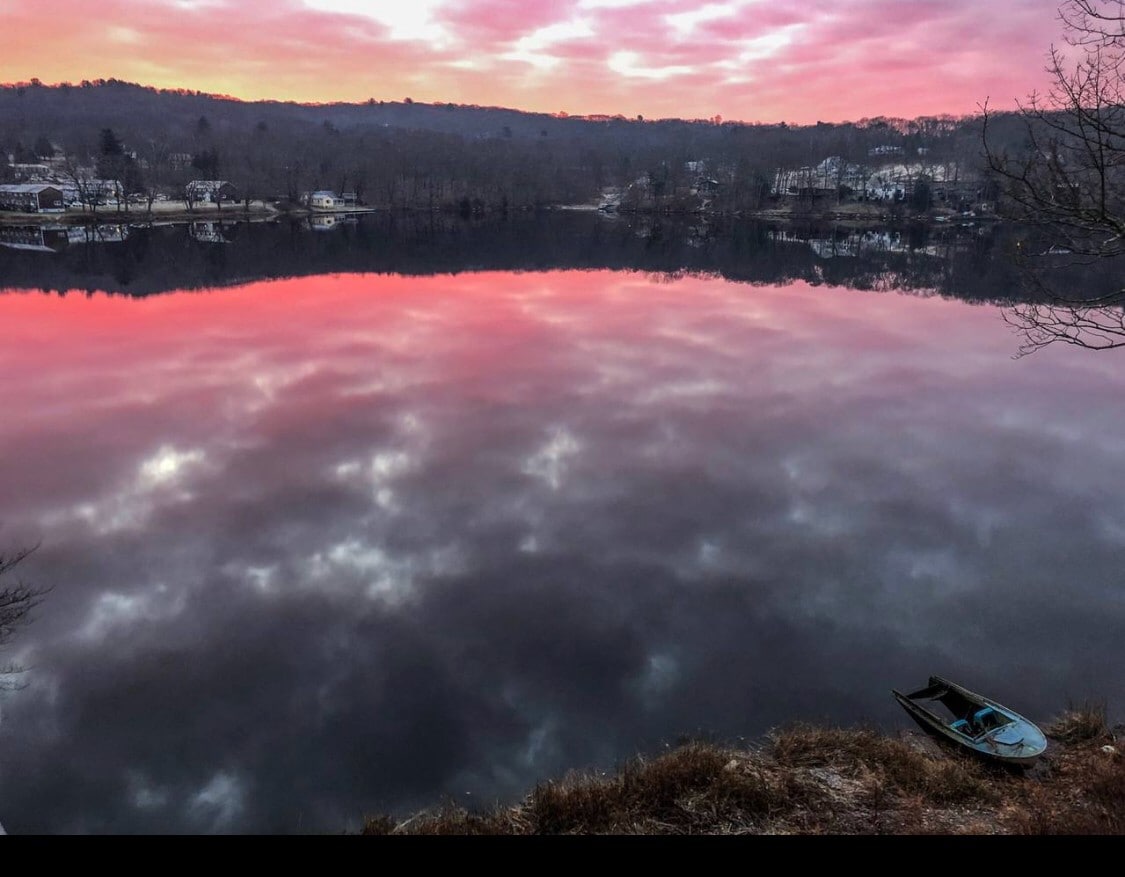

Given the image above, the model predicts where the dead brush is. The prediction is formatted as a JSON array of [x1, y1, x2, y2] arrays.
[[361, 814, 396, 835], [527, 772, 621, 834], [771, 725, 931, 786], [1011, 758, 1125, 835], [526, 743, 788, 833], [1070, 753, 1125, 834], [363, 802, 521, 835], [1047, 702, 1113, 745], [770, 723, 1000, 808], [359, 719, 1123, 835]]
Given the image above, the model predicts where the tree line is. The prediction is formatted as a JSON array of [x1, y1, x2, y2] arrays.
[[0, 80, 1024, 214]]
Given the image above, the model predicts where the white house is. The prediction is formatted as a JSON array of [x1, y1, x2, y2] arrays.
[[186, 180, 238, 203], [309, 190, 344, 210], [0, 183, 66, 213], [63, 178, 125, 206], [7, 163, 51, 181]]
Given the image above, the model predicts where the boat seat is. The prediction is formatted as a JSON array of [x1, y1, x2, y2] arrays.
[[974, 708, 995, 724], [951, 719, 971, 734]]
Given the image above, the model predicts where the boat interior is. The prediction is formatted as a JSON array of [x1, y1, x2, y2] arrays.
[[907, 682, 1017, 739]]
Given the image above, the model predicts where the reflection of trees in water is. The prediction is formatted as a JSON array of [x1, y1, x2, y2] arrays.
[[0, 546, 43, 692], [0, 214, 1013, 301], [1003, 249, 1125, 355], [1006, 301, 1125, 356], [2, 212, 1121, 363]]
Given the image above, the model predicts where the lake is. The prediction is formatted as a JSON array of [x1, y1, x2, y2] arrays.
[[1, 215, 1123, 833]]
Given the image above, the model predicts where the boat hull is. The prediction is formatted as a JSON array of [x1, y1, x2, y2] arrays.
[[892, 676, 1047, 767]]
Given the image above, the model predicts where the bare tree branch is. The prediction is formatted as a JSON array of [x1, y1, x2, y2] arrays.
[[0, 545, 46, 692], [1060, 0, 1125, 48], [984, 1, 1125, 353], [1005, 302, 1125, 356]]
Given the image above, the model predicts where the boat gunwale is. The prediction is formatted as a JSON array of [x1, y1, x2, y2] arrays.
[[891, 676, 1047, 765]]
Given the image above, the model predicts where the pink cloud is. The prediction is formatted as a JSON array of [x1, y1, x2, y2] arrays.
[[0, 0, 1067, 122], [438, 0, 570, 44]]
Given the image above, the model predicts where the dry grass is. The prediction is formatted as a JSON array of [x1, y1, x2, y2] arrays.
[[770, 724, 1001, 807], [1007, 706, 1122, 835], [363, 716, 1125, 835], [364, 744, 793, 835], [1047, 702, 1112, 744]]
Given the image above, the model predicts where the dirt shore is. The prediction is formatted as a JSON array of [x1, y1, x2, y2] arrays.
[[363, 707, 1122, 835]]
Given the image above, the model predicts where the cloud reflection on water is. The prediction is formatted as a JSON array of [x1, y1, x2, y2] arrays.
[[0, 271, 1124, 832]]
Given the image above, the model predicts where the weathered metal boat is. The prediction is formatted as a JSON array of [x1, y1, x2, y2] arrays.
[[892, 675, 1048, 766]]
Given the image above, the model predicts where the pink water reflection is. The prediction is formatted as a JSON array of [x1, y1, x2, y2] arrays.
[[1, 271, 1124, 833]]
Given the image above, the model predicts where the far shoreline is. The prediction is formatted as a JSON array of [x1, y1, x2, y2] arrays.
[[0, 201, 999, 228], [0, 202, 379, 226]]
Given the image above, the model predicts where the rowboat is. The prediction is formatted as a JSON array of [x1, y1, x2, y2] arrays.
[[891, 675, 1047, 766]]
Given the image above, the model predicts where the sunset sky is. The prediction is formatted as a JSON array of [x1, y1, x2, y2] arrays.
[[2, 1, 1066, 126]]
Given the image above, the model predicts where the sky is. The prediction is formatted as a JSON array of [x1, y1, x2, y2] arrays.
[[0, 0, 1066, 124]]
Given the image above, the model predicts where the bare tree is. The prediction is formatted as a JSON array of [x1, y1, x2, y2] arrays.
[[984, 1, 1124, 261], [183, 181, 198, 214], [142, 138, 170, 218], [1005, 301, 1125, 355], [1060, 0, 1125, 44], [984, 1, 1125, 351], [0, 546, 44, 691], [62, 153, 100, 217]]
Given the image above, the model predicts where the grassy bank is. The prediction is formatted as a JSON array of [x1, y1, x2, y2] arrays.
[[364, 706, 1122, 835]]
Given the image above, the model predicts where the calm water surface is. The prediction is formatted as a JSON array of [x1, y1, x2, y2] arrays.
[[1, 231, 1124, 832]]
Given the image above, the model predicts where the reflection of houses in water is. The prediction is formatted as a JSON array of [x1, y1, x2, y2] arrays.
[[0, 223, 135, 252], [768, 228, 951, 259], [684, 221, 713, 248], [807, 237, 860, 258], [189, 221, 230, 243], [65, 224, 131, 244], [807, 230, 905, 258], [308, 213, 357, 231], [0, 225, 70, 252]]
